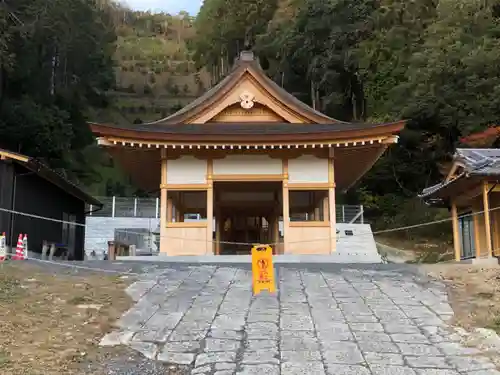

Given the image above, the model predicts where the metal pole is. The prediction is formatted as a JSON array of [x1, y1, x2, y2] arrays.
[[89, 204, 93, 215], [360, 205, 364, 224], [342, 206, 345, 223], [133, 198, 138, 217], [112, 196, 116, 218], [155, 198, 159, 219]]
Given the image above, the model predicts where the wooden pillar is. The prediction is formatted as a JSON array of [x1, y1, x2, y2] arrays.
[[450, 201, 461, 262], [472, 202, 482, 258], [160, 149, 168, 253], [167, 198, 173, 222], [323, 197, 329, 222], [273, 214, 280, 253], [328, 150, 336, 253], [206, 159, 214, 254], [215, 209, 221, 255], [282, 159, 290, 253], [483, 181, 492, 257]]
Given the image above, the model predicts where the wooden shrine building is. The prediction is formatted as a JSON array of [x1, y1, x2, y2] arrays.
[[91, 51, 404, 256], [420, 148, 500, 262]]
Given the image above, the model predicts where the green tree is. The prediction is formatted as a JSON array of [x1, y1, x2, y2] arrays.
[[0, 0, 116, 185]]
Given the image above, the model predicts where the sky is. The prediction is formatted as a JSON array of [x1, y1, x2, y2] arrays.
[[121, 0, 202, 16]]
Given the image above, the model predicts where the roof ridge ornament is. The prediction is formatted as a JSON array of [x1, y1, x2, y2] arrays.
[[239, 91, 255, 110], [239, 50, 255, 62]]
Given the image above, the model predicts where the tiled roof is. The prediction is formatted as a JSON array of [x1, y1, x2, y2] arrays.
[[100, 121, 403, 135], [455, 148, 500, 175], [419, 148, 500, 199]]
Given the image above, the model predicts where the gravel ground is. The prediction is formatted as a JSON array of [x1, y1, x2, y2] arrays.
[[80, 347, 190, 375]]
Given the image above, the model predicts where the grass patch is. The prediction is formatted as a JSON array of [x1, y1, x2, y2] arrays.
[[0, 262, 132, 375], [0, 349, 11, 366]]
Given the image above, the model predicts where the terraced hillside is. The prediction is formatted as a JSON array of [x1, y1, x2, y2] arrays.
[[93, 9, 211, 124]]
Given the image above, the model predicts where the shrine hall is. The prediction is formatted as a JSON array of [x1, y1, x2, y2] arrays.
[[91, 51, 405, 256]]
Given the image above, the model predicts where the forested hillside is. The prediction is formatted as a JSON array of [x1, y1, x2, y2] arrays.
[[95, 8, 211, 124], [0, 1, 205, 196], [191, 0, 500, 228], [0, 0, 117, 193], [2, 0, 500, 229]]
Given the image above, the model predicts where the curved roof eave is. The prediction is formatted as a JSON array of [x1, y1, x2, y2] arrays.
[[90, 120, 406, 143]]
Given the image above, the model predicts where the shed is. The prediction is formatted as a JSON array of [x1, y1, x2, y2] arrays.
[[0, 148, 102, 260], [420, 148, 500, 262]]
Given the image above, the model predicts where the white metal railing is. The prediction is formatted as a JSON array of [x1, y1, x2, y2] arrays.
[[335, 205, 364, 224], [86, 196, 364, 223], [87, 196, 159, 218]]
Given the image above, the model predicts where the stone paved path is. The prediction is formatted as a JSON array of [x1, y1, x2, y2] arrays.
[[101, 265, 500, 375]]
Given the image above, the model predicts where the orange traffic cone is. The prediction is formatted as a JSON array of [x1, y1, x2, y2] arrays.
[[13, 234, 24, 260]]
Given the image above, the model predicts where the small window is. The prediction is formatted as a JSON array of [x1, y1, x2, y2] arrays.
[[167, 191, 207, 222], [289, 190, 329, 222]]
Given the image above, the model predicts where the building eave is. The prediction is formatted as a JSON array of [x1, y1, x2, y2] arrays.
[[90, 120, 406, 145]]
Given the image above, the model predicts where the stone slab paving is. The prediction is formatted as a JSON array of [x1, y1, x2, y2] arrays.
[[100, 265, 500, 375]]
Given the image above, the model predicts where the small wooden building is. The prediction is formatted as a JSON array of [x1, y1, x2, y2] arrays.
[[91, 51, 405, 256], [420, 148, 500, 261], [0, 148, 102, 260]]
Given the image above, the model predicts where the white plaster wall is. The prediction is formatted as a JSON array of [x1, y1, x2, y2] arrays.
[[167, 156, 207, 184], [213, 155, 282, 175], [288, 155, 328, 183]]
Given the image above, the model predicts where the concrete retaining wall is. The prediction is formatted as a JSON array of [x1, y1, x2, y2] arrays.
[[84, 217, 159, 257], [86, 219, 381, 262]]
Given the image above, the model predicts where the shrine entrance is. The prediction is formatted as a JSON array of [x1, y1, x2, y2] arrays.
[[213, 181, 283, 255]]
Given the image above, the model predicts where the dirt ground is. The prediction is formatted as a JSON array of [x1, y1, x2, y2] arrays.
[[376, 234, 454, 263], [0, 261, 134, 375], [424, 263, 500, 333]]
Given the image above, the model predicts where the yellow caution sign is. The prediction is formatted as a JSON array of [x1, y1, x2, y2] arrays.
[[251, 244, 276, 295]]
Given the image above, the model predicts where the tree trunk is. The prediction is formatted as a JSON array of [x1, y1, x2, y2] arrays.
[[311, 81, 316, 110]]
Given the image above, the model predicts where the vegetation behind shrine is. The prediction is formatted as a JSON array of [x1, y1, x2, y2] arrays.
[[2, 0, 500, 233]]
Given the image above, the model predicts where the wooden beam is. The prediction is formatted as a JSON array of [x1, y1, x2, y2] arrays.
[[163, 184, 210, 190], [483, 181, 493, 257], [207, 159, 214, 254], [472, 202, 482, 258], [0, 150, 29, 163], [328, 152, 336, 253], [212, 174, 284, 182], [450, 201, 461, 261], [282, 159, 289, 254], [287, 183, 332, 190], [160, 149, 168, 253]]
